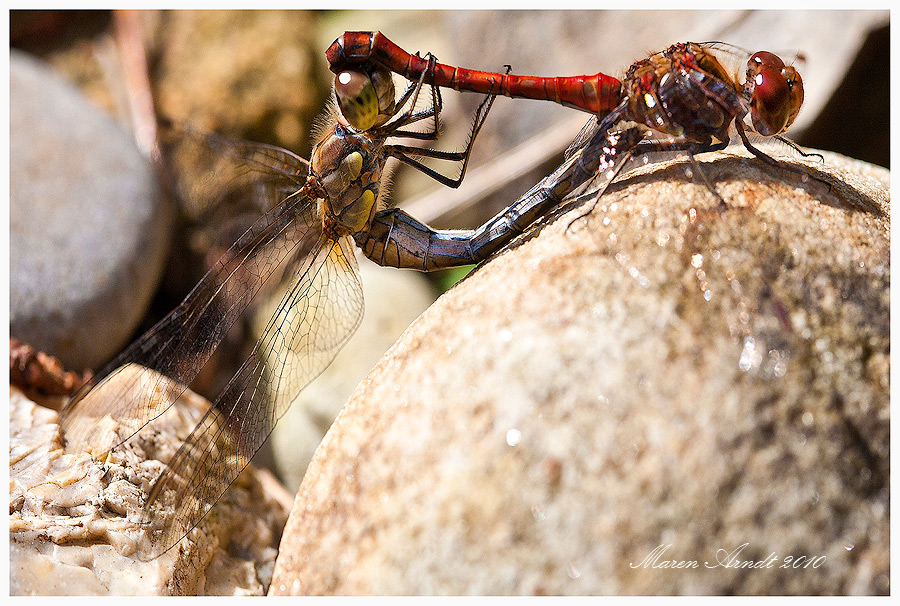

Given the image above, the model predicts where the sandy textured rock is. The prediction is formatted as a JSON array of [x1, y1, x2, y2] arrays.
[[10, 376, 292, 596], [270, 148, 889, 595]]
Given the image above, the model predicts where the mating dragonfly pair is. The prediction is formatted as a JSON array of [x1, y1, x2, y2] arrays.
[[57, 31, 812, 559]]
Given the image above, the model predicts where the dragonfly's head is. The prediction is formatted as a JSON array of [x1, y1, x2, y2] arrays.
[[334, 64, 396, 131], [742, 51, 804, 136]]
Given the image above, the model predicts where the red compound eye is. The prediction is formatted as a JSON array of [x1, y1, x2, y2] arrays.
[[746, 51, 804, 136]]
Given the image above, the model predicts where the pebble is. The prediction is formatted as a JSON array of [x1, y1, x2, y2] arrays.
[[10, 50, 172, 370]]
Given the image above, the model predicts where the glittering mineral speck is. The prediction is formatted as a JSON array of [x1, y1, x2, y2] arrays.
[[531, 504, 546, 521], [567, 562, 581, 579], [739, 337, 762, 372], [506, 429, 522, 446], [767, 349, 789, 377]]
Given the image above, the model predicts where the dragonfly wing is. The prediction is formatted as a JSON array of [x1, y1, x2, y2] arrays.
[[59, 128, 317, 456], [159, 120, 312, 220], [567, 125, 645, 202], [137, 233, 364, 560], [564, 117, 601, 160]]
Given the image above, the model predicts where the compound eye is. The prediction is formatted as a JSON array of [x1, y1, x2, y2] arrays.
[[746, 51, 804, 136], [751, 51, 785, 71], [780, 65, 804, 131], [334, 70, 379, 131]]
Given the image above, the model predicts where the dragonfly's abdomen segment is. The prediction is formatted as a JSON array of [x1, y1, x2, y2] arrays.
[[355, 198, 566, 272], [312, 124, 385, 235], [328, 31, 622, 116], [357, 125, 644, 272], [447, 69, 621, 116], [359, 148, 587, 271]]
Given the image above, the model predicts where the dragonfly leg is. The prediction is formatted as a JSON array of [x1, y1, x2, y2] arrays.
[[687, 148, 727, 208], [385, 66, 503, 189], [776, 135, 825, 163], [628, 137, 731, 207], [736, 121, 830, 190], [382, 54, 442, 135]]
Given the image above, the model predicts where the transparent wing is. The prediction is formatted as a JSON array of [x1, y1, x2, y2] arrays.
[[137, 233, 363, 560], [59, 126, 318, 456], [565, 124, 645, 204], [564, 116, 602, 160]]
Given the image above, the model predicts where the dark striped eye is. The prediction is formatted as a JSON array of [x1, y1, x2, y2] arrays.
[[334, 70, 380, 131]]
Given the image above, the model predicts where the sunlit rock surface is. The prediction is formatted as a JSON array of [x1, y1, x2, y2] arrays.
[[271, 149, 889, 595], [10, 377, 292, 596]]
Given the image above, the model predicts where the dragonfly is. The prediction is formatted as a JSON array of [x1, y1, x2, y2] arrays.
[[53, 42, 635, 561], [327, 31, 818, 203]]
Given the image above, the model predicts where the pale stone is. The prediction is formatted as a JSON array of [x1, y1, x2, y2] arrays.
[[10, 377, 292, 596], [270, 148, 889, 595]]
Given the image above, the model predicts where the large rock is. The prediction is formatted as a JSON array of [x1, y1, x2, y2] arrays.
[[10, 372, 292, 596], [10, 50, 172, 370], [270, 149, 889, 595]]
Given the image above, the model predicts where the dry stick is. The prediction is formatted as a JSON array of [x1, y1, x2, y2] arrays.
[[112, 10, 158, 160]]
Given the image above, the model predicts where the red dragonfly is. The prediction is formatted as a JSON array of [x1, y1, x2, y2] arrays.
[[326, 31, 817, 200]]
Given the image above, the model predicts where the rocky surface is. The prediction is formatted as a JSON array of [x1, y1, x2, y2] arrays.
[[270, 148, 889, 595], [10, 373, 293, 596], [9, 50, 171, 371]]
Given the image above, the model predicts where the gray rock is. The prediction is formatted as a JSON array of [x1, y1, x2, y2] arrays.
[[270, 149, 889, 595], [10, 50, 172, 370]]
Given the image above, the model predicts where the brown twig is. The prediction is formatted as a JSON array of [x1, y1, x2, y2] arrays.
[[112, 9, 158, 159]]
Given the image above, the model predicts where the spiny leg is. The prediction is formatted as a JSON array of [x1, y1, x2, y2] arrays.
[[736, 120, 830, 190], [385, 66, 509, 189], [383, 54, 442, 137]]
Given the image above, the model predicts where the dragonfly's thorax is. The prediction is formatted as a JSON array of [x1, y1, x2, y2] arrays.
[[311, 123, 386, 236], [624, 42, 745, 144]]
